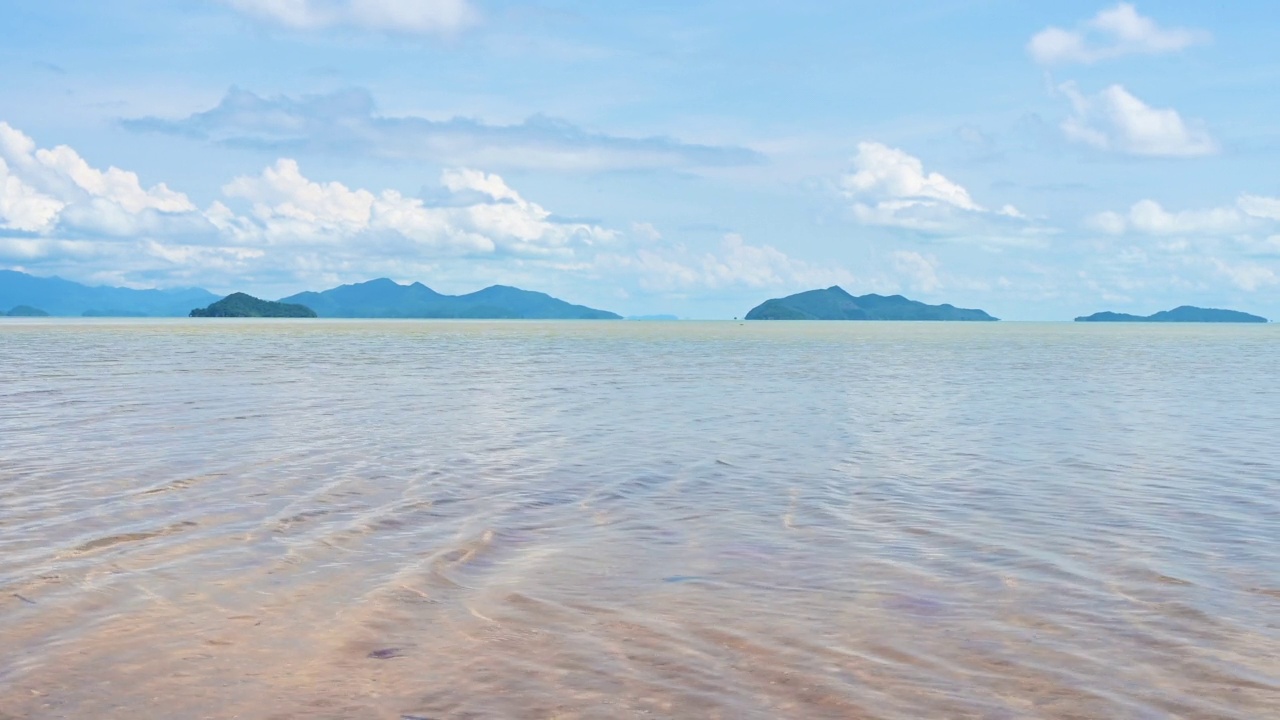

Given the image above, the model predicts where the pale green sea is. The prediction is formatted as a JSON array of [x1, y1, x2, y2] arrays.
[[1, 319, 1278, 718]]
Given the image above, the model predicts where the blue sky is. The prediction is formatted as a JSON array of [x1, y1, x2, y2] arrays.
[[2, 1, 1279, 319]]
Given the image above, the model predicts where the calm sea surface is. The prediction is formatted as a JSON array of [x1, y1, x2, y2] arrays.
[[1, 319, 1278, 719]]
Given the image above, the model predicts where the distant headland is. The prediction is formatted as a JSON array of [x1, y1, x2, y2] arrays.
[[746, 286, 998, 321], [190, 293, 317, 318], [1075, 306, 1268, 323]]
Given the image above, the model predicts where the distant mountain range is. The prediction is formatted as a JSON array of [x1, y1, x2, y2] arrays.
[[5, 269, 1273, 323], [0, 270, 620, 319], [1075, 306, 1268, 323], [0, 270, 219, 317], [280, 278, 620, 319], [746, 286, 998, 321]]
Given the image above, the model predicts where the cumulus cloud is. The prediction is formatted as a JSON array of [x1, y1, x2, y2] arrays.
[[700, 234, 840, 289], [1028, 3, 1208, 65], [1089, 194, 1280, 236], [839, 142, 1028, 234], [217, 159, 614, 258], [1058, 83, 1216, 157], [0, 120, 629, 286], [0, 158, 63, 233], [1086, 210, 1128, 235], [0, 122, 202, 237], [1210, 259, 1278, 291], [221, 0, 477, 35], [1237, 195, 1280, 221], [843, 142, 979, 211], [596, 234, 855, 294], [1, 120, 844, 305], [124, 88, 764, 172], [1087, 195, 1280, 293], [891, 250, 941, 293], [630, 222, 662, 242]]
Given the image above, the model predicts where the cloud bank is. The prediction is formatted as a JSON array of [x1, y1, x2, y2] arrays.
[[1087, 194, 1280, 292], [124, 88, 765, 172], [0, 121, 828, 300], [1090, 194, 1280, 237]]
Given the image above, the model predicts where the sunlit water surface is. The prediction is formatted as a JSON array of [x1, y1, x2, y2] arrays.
[[1, 319, 1278, 719]]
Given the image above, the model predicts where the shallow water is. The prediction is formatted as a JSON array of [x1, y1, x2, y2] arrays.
[[1, 319, 1278, 719]]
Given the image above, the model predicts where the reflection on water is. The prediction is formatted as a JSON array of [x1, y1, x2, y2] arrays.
[[1, 319, 1278, 719]]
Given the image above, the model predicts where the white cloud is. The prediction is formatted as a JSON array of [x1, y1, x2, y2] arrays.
[[0, 122, 200, 236], [843, 142, 979, 211], [34, 146, 194, 214], [1238, 195, 1280, 221], [1210, 259, 1278, 291], [222, 0, 477, 35], [1059, 83, 1216, 157], [0, 120, 634, 293], [1242, 235, 1280, 257], [0, 123, 194, 214], [0, 157, 63, 232], [1028, 3, 1208, 65], [702, 234, 811, 289], [440, 168, 522, 204], [891, 250, 941, 293], [1087, 210, 1128, 235], [1127, 199, 1242, 235], [220, 159, 613, 257], [596, 234, 854, 294], [5, 121, 836, 305], [839, 142, 1027, 234], [1089, 194, 1280, 236], [630, 222, 662, 242], [1086, 195, 1280, 294], [125, 88, 763, 173], [223, 158, 379, 237]]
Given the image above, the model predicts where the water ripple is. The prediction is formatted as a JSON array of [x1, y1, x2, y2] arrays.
[[1, 319, 1278, 718]]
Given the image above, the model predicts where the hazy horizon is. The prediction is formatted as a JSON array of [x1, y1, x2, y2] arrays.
[[4, 268, 1276, 322]]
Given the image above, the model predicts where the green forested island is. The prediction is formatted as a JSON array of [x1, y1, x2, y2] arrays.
[[746, 286, 998, 321], [5, 305, 50, 317], [190, 293, 317, 318], [1075, 306, 1267, 323]]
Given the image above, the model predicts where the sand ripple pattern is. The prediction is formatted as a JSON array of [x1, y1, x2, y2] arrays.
[[1, 319, 1278, 719]]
